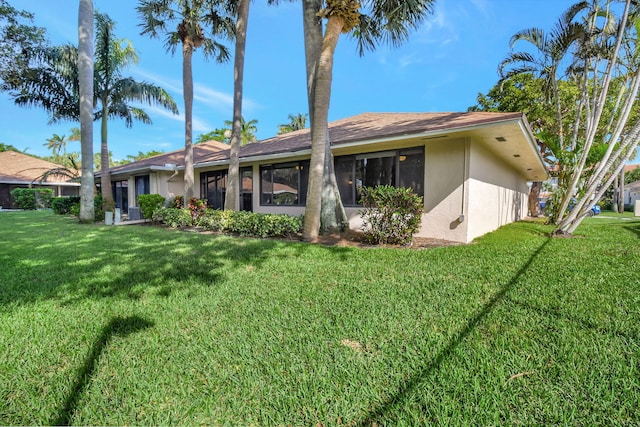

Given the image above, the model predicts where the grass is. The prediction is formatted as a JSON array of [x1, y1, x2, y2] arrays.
[[0, 210, 639, 425]]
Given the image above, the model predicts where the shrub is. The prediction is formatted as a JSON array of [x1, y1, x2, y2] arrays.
[[138, 194, 166, 219], [359, 185, 423, 245], [52, 196, 81, 214], [63, 195, 104, 222], [10, 187, 53, 210], [187, 198, 207, 222], [152, 207, 193, 228], [196, 209, 302, 238], [195, 209, 233, 232]]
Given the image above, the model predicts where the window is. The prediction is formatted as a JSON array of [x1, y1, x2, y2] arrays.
[[112, 180, 129, 212], [200, 167, 253, 211], [135, 175, 150, 201], [200, 170, 227, 210], [260, 161, 309, 206], [335, 147, 424, 206]]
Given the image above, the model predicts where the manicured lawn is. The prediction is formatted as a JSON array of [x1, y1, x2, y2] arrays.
[[1, 211, 639, 425]]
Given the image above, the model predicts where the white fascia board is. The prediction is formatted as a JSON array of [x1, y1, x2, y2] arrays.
[[518, 117, 548, 178], [329, 118, 524, 151], [0, 179, 80, 186], [195, 149, 313, 169], [107, 165, 180, 178]]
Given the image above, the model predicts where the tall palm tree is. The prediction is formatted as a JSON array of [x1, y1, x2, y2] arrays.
[[301, 0, 436, 241], [223, 116, 258, 145], [498, 2, 587, 151], [78, 0, 94, 223], [138, 0, 234, 207], [94, 13, 178, 207], [278, 113, 308, 134], [225, 0, 250, 211]]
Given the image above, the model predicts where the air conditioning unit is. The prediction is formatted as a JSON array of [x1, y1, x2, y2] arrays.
[[129, 206, 142, 220]]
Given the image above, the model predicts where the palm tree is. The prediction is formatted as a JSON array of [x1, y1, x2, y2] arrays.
[[301, 0, 436, 241], [196, 128, 230, 143], [43, 133, 66, 157], [78, 0, 94, 223], [94, 13, 178, 207], [223, 117, 258, 145], [225, 0, 250, 211], [498, 2, 587, 151], [278, 113, 308, 134], [138, 0, 234, 207]]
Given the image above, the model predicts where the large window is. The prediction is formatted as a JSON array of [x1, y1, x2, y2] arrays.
[[201, 170, 227, 209], [200, 168, 253, 211], [335, 147, 424, 206], [260, 161, 309, 206]]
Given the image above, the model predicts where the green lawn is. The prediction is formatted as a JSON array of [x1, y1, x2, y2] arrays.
[[1, 211, 639, 425]]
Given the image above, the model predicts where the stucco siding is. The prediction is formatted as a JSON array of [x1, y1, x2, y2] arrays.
[[421, 139, 469, 242], [467, 143, 528, 240]]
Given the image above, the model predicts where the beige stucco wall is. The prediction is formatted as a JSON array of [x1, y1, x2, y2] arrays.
[[466, 142, 528, 241], [421, 139, 469, 242]]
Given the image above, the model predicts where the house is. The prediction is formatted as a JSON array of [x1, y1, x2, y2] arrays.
[[99, 112, 547, 243], [623, 180, 640, 210], [0, 150, 80, 209]]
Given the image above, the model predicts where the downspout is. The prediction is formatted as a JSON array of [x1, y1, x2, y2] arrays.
[[166, 163, 179, 182], [459, 141, 467, 223], [167, 169, 179, 182]]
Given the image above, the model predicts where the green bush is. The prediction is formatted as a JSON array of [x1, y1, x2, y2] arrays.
[[152, 207, 193, 228], [195, 209, 233, 232], [138, 194, 166, 219], [64, 195, 104, 222], [196, 209, 302, 238], [10, 187, 53, 210], [52, 196, 81, 214], [359, 185, 423, 245]]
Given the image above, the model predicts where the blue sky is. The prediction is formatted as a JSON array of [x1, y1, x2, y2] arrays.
[[5, 0, 625, 163]]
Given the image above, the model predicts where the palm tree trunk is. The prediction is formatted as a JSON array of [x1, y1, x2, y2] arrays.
[[183, 43, 194, 208], [302, 0, 348, 236], [528, 181, 541, 216], [618, 168, 625, 212], [78, 0, 94, 223], [225, 0, 250, 212], [100, 100, 114, 207], [303, 15, 344, 241]]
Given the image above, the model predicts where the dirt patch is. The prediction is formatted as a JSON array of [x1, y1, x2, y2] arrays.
[[171, 224, 461, 250], [293, 229, 462, 250]]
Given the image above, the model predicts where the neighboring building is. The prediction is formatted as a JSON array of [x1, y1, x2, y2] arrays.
[[98, 112, 547, 243], [0, 150, 80, 209], [624, 180, 640, 208]]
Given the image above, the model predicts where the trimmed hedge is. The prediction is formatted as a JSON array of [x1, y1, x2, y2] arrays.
[[10, 188, 53, 210], [66, 195, 105, 222], [52, 196, 81, 214], [154, 207, 303, 238], [152, 207, 193, 228], [137, 194, 166, 219]]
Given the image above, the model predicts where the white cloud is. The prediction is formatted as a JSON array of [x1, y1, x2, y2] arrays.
[[133, 66, 261, 113]]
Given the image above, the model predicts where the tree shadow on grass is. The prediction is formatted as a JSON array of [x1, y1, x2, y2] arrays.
[[623, 223, 640, 238], [356, 238, 551, 425], [51, 315, 154, 426]]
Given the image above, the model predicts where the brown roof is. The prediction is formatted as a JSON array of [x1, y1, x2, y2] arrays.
[[109, 112, 526, 172], [624, 164, 639, 173], [108, 139, 230, 175], [0, 150, 78, 184]]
